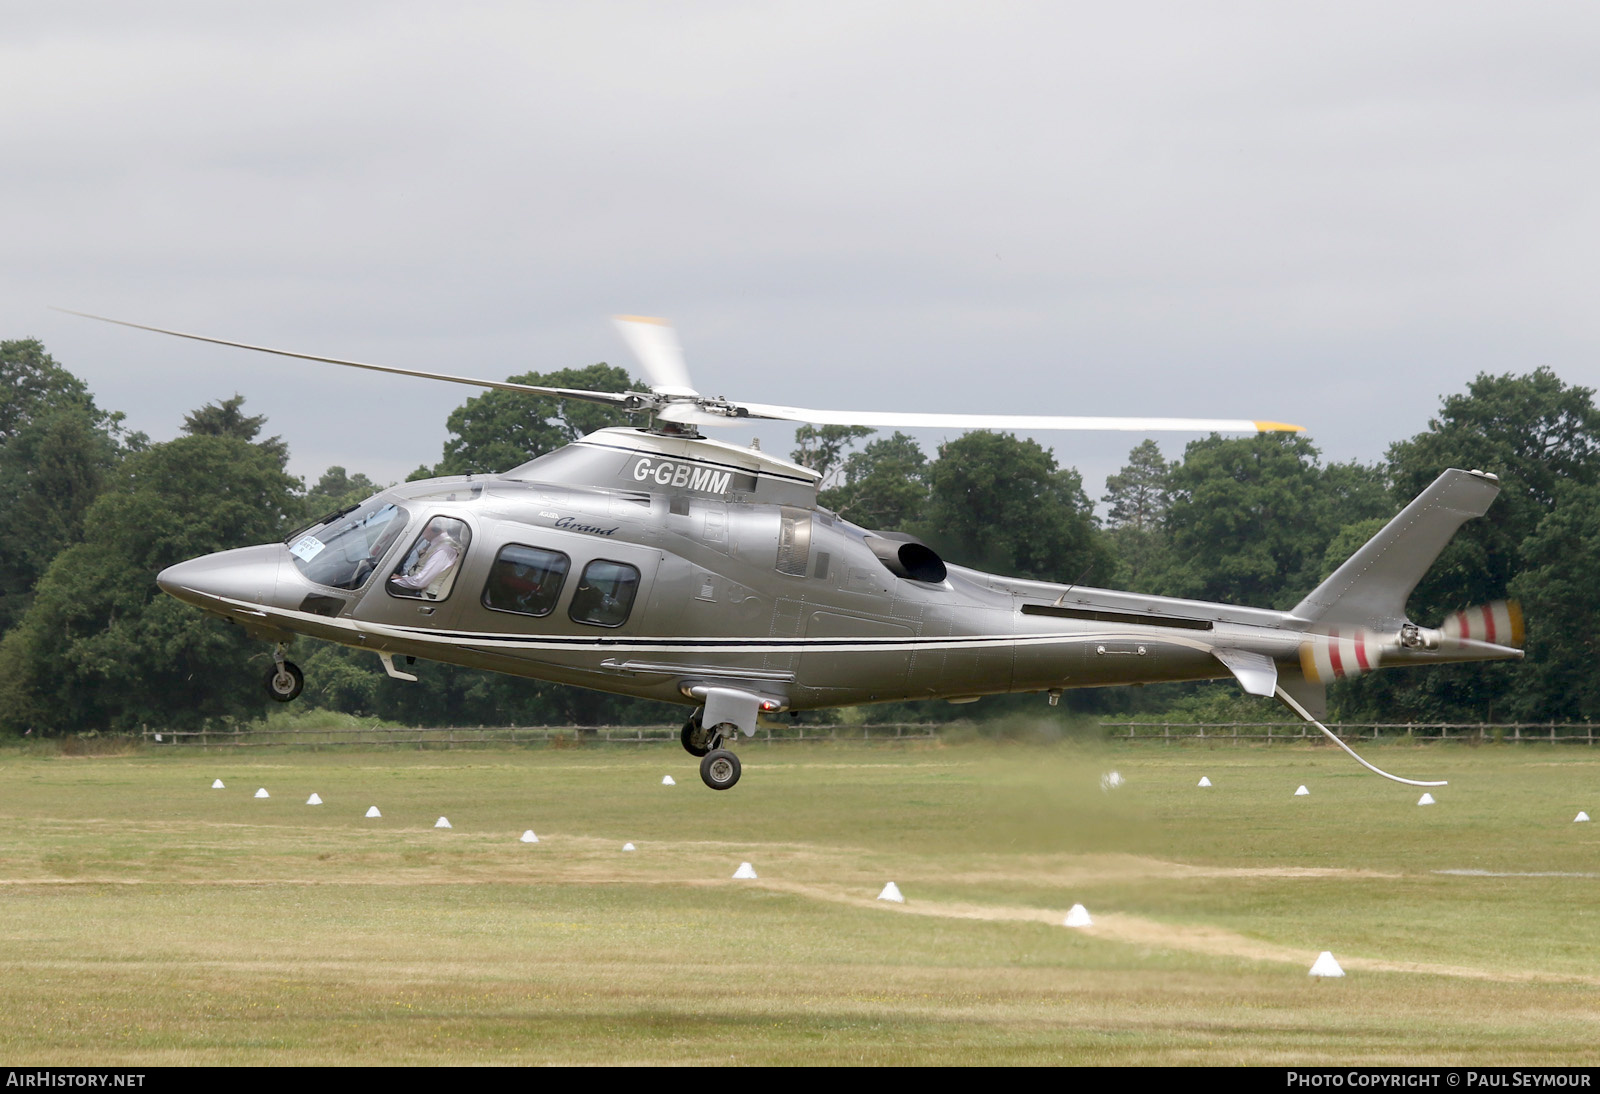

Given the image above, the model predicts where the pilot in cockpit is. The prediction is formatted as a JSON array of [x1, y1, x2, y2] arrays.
[[389, 521, 461, 600]]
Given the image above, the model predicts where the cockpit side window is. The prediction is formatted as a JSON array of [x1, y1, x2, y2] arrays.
[[482, 544, 570, 617], [569, 559, 641, 627], [387, 517, 472, 601], [289, 501, 409, 591]]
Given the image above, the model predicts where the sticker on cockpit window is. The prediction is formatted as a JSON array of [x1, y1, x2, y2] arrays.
[[290, 535, 327, 562]]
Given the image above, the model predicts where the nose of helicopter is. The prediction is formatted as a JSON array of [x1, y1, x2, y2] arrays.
[[157, 544, 291, 610]]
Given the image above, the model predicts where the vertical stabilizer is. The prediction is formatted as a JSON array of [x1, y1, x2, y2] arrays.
[[1290, 469, 1501, 630]]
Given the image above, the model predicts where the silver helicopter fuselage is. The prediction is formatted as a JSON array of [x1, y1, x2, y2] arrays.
[[157, 426, 1522, 733]]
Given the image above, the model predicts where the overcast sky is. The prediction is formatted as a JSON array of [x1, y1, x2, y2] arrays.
[[5, 2, 1599, 503]]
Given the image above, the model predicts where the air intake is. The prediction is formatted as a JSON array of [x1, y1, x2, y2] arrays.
[[864, 534, 947, 584]]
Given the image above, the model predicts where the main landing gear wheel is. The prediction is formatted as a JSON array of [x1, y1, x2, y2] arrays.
[[265, 661, 304, 702], [680, 711, 722, 757], [700, 748, 741, 791]]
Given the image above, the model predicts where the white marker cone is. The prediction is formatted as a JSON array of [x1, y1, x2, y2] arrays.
[[1309, 951, 1345, 977], [1576, 811, 1591, 823], [662, 775, 676, 785], [1197, 776, 1212, 788], [622, 842, 637, 852], [520, 830, 538, 843], [877, 881, 905, 903], [365, 806, 381, 818], [732, 862, 758, 879], [306, 793, 322, 805], [1063, 903, 1093, 928], [435, 817, 451, 829], [254, 788, 269, 799], [1417, 792, 1435, 806], [1294, 785, 1310, 797], [211, 779, 225, 789]]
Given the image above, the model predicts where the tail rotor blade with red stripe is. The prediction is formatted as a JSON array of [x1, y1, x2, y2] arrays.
[[1440, 600, 1524, 649]]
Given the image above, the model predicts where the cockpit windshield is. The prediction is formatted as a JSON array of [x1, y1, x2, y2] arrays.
[[288, 498, 410, 591]]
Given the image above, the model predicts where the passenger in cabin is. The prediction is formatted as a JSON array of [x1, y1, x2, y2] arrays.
[[569, 579, 618, 621], [389, 521, 462, 600]]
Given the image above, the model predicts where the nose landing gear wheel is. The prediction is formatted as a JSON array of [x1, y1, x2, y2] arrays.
[[699, 748, 741, 791], [265, 661, 304, 702]]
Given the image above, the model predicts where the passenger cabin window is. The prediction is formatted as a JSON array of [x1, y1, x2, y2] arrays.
[[388, 517, 471, 601], [482, 544, 569, 617], [569, 559, 641, 627]]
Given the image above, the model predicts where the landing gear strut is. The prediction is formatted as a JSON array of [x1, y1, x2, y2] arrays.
[[680, 688, 769, 790], [680, 708, 722, 757], [265, 643, 303, 702]]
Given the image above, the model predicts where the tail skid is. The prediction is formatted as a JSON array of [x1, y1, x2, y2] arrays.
[[1274, 685, 1447, 788]]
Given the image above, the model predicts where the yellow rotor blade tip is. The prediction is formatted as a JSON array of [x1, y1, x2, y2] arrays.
[[1254, 420, 1306, 433]]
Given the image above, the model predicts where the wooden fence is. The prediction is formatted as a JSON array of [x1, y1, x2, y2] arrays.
[[139, 722, 942, 750], [134, 720, 1600, 749], [1101, 721, 1600, 744]]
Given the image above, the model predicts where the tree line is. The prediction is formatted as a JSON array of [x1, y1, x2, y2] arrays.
[[1, 335, 1596, 735]]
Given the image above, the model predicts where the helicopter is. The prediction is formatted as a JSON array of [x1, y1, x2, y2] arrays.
[[65, 310, 1524, 790]]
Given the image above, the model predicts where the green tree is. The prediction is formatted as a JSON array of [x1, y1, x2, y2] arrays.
[[302, 466, 383, 522], [0, 405, 299, 735], [0, 405, 124, 631], [1386, 368, 1600, 623], [819, 431, 928, 530], [182, 394, 288, 466], [1104, 440, 1172, 530], [0, 341, 140, 633], [791, 425, 874, 489], [428, 364, 643, 477], [1163, 434, 1387, 609], [1506, 479, 1600, 720], [917, 432, 1109, 583], [0, 339, 93, 443], [1102, 440, 1174, 591], [1343, 369, 1600, 721]]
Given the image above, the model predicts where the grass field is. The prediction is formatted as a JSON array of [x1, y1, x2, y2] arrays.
[[1, 737, 1598, 1065]]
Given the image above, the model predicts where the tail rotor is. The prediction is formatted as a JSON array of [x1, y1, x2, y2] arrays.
[[1439, 600, 1524, 649]]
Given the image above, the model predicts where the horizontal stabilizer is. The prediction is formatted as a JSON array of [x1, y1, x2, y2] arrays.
[[1212, 648, 1278, 697], [1291, 469, 1501, 630]]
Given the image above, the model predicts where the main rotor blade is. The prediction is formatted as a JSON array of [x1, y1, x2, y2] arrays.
[[54, 308, 642, 410], [613, 315, 698, 397], [721, 400, 1305, 434]]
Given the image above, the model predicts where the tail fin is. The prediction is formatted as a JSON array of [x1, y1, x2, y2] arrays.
[[1290, 468, 1502, 630]]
